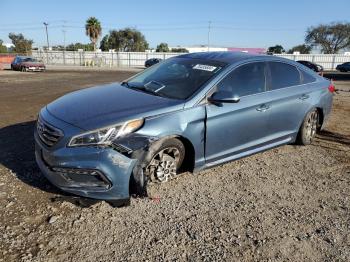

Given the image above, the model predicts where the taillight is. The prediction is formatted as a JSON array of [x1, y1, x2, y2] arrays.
[[328, 83, 335, 93]]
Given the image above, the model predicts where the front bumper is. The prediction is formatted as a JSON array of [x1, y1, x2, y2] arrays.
[[34, 109, 137, 200], [27, 67, 45, 71]]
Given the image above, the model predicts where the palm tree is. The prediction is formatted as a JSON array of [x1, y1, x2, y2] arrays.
[[85, 17, 102, 51]]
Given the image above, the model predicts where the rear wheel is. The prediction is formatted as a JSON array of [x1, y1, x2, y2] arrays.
[[130, 138, 185, 196], [297, 109, 319, 145]]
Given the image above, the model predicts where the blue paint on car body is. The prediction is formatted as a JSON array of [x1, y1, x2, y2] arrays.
[[34, 52, 333, 201]]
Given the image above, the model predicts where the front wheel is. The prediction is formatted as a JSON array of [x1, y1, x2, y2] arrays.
[[297, 109, 319, 145], [21, 66, 27, 72], [130, 138, 185, 196]]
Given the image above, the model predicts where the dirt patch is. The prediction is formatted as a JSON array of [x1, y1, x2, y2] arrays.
[[0, 70, 349, 261]]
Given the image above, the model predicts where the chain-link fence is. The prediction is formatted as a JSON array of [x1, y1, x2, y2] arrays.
[[32, 50, 183, 67], [275, 54, 350, 70]]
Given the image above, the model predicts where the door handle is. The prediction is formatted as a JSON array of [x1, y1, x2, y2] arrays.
[[299, 94, 310, 100], [256, 104, 270, 112]]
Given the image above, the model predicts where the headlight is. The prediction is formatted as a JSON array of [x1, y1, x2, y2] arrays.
[[68, 119, 144, 147]]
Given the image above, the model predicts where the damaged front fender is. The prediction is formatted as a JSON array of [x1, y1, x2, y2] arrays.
[[111, 134, 161, 196]]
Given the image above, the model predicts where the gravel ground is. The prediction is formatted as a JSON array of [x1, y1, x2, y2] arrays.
[[0, 69, 349, 261]]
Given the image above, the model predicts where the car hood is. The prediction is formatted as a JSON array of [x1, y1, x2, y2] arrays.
[[46, 83, 184, 130], [22, 62, 45, 67]]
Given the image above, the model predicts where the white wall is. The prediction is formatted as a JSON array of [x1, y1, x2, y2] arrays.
[[32, 50, 350, 70]]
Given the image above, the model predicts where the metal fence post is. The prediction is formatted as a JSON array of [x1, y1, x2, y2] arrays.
[[331, 55, 336, 70], [128, 52, 131, 67]]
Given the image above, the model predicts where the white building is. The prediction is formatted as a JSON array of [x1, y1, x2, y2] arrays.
[[170, 45, 228, 53]]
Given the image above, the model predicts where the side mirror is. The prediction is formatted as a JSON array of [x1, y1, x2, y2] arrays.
[[208, 91, 240, 104]]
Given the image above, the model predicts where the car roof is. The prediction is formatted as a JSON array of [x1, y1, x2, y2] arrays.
[[16, 56, 32, 59], [177, 51, 278, 64], [297, 60, 316, 64]]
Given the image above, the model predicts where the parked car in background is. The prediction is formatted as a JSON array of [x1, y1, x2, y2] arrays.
[[35, 52, 334, 204], [336, 62, 350, 72], [11, 56, 45, 72], [145, 58, 162, 67], [297, 60, 323, 73]]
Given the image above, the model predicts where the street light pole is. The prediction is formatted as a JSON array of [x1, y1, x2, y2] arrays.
[[43, 22, 49, 50]]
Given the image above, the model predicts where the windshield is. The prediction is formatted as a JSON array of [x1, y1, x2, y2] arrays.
[[126, 57, 226, 100], [22, 57, 38, 62]]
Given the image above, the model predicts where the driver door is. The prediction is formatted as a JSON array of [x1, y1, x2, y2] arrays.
[[205, 62, 272, 164]]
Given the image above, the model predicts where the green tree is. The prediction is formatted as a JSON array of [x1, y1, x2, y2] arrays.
[[66, 42, 94, 51], [288, 44, 312, 54], [156, 42, 169, 52], [306, 22, 350, 54], [100, 28, 149, 52], [267, 45, 285, 54], [85, 17, 102, 51], [100, 35, 110, 51], [171, 48, 189, 53], [8, 33, 33, 54], [0, 39, 8, 53]]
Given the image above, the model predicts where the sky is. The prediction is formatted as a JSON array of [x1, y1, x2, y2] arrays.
[[0, 0, 349, 50]]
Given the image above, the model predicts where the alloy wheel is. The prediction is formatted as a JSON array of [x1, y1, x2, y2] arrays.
[[145, 147, 181, 183], [305, 111, 318, 143]]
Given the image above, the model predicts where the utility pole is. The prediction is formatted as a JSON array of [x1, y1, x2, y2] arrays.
[[208, 21, 211, 52], [62, 29, 66, 50], [62, 20, 67, 50], [62, 29, 66, 64], [207, 21, 211, 52], [43, 22, 49, 50]]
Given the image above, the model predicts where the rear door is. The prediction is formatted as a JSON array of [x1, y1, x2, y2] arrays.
[[205, 62, 272, 164], [265, 61, 315, 142]]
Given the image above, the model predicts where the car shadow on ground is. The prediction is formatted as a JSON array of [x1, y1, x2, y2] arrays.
[[317, 130, 350, 146], [0, 121, 62, 195]]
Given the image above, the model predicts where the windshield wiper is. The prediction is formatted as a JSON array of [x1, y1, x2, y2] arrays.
[[121, 81, 169, 98]]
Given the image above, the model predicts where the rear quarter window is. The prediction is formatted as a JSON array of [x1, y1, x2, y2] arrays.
[[300, 70, 316, 84], [269, 62, 301, 90]]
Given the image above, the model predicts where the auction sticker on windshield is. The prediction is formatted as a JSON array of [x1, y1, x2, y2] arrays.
[[193, 64, 217, 72]]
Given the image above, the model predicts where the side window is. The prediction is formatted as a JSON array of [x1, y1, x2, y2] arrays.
[[301, 70, 316, 84], [269, 62, 301, 90], [217, 62, 266, 97]]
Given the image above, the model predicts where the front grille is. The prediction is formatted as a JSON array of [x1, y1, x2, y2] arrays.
[[36, 117, 63, 147]]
